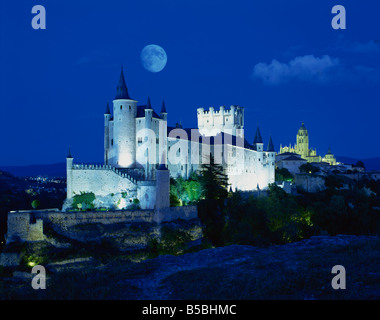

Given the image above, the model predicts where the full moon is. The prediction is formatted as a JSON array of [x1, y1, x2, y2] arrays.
[[140, 44, 167, 73]]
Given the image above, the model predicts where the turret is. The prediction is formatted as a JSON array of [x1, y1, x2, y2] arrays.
[[104, 102, 111, 164], [160, 98, 167, 121], [145, 96, 153, 130], [253, 126, 264, 152], [267, 136, 274, 152], [159, 98, 168, 174], [112, 67, 138, 168], [155, 154, 170, 210], [66, 147, 73, 199]]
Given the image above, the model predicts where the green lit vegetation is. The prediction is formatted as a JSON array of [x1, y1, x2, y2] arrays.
[[198, 183, 380, 247], [72, 192, 95, 211], [170, 173, 203, 207], [148, 225, 193, 257], [170, 155, 229, 207], [275, 168, 294, 182], [31, 199, 40, 209]]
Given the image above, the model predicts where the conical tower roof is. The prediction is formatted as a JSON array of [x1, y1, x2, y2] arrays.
[[67, 146, 73, 159], [115, 67, 131, 100], [253, 126, 263, 144], [105, 102, 111, 114], [146, 96, 153, 109], [267, 136, 275, 152], [161, 98, 167, 113]]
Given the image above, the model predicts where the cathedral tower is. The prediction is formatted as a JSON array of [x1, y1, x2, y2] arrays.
[[295, 122, 309, 158]]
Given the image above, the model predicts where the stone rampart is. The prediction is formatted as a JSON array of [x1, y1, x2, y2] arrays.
[[5, 206, 198, 243]]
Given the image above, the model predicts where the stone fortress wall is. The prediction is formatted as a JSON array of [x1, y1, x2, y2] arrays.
[[5, 206, 198, 243], [67, 160, 166, 210]]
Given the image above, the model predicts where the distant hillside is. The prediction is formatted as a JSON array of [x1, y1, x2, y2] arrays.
[[336, 156, 380, 171], [1, 156, 379, 178], [0, 162, 66, 178]]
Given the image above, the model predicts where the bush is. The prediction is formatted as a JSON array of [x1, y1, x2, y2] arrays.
[[148, 226, 192, 257], [72, 192, 95, 210]]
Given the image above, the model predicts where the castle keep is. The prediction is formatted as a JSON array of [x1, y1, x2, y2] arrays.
[[65, 68, 275, 210]]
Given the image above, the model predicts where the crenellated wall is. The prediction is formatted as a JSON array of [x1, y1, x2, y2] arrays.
[[67, 164, 138, 198], [197, 105, 244, 137]]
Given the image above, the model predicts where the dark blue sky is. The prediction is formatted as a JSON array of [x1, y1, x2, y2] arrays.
[[0, 0, 379, 166]]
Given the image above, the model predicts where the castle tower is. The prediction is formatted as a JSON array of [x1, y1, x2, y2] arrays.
[[295, 122, 309, 158], [160, 98, 167, 121], [144, 97, 153, 178], [266, 136, 276, 183], [66, 147, 73, 199], [197, 105, 244, 137], [104, 102, 111, 164], [159, 98, 168, 169], [253, 126, 264, 152], [112, 67, 138, 168], [155, 162, 170, 210]]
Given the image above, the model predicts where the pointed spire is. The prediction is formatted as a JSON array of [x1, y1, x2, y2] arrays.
[[327, 147, 332, 155], [253, 126, 263, 144], [67, 146, 73, 159], [267, 136, 274, 152], [161, 98, 167, 113], [146, 96, 152, 109], [115, 66, 131, 100], [105, 102, 111, 115]]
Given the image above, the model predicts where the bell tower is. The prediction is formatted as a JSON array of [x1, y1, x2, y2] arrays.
[[295, 122, 309, 158]]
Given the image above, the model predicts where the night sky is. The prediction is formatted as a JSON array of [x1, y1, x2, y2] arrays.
[[0, 0, 379, 166]]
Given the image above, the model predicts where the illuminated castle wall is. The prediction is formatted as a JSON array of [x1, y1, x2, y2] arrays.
[[66, 69, 275, 210]]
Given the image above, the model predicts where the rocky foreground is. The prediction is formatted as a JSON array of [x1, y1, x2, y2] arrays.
[[1, 234, 379, 299]]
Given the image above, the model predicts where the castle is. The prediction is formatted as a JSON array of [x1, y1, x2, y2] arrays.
[[279, 122, 337, 165], [65, 68, 275, 210]]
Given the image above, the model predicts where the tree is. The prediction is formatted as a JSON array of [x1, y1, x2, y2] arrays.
[[169, 175, 202, 206], [199, 155, 229, 200], [355, 161, 365, 170], [31, 199, 40, 209], [275, 168, 293, 182]]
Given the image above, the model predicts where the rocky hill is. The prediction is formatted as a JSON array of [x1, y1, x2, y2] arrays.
[[0, 234, 379, 300]]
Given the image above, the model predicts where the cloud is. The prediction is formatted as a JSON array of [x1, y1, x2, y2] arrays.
[[252, 54, 380, 86], [252, 55, 340, 85]]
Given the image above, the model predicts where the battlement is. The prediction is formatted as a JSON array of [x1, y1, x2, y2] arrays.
[[197, 105, 244, 138], [197, 105, 243, 116]]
